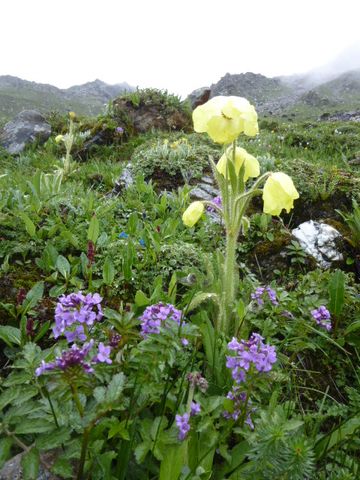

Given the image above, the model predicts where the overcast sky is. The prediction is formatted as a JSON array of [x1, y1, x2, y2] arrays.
[[1, 0, 360, 97]]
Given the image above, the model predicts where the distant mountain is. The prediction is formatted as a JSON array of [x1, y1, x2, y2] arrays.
[[207, 69, 360, 119], [0, 76, 134, 123]]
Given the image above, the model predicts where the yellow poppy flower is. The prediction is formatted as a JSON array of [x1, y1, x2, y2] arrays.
[[182, 201, 204, 227], [55, 134, 63, 144], [216, 146, 260, 181], [262, 172, 299, 216], [193, 96, 258, 144], [69, 111, 76, 120]]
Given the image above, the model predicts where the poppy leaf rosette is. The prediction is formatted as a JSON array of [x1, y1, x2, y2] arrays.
[[262, 172, 299, 216], [217, 146, 260, 182], [193, 96, 259, 144], [182, 201, 204, 227]]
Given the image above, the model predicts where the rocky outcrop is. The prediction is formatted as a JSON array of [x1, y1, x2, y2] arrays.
[[0, 110, 51, 154], [187, 87, 211, 109]]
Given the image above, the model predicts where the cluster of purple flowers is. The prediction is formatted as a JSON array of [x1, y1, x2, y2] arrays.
[[223, 386, 254, 428], [226, 333, 277, 384], [139, 303, 183, 337], [311, 306, 332, 331], [207, 195, 222, 213], [251, 286, 278, 306], [35, 340, 112, 376], [53, 292, 103, 341], [175, 402, 201, 441]]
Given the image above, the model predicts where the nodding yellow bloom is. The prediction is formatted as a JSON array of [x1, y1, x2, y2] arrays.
[[193, 96, 258, 144], [216, 146, 260, 181], [182, 201, 204, 227], [262, 172, 299, 216], [55, 134, 63, 144], [69, 111, 76, 120]]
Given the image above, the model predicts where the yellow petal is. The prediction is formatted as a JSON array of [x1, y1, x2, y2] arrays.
[[192, 96, 259, 144], [263, 172, 299, 216], [216, 147, 260, 181], [182, 201, 204, 227], [55, 134, 63, 144]]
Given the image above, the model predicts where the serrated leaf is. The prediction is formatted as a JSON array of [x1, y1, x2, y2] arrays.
[[187, 292, 219, 312], [21, 447, 40, 480], [52, 458, 73, 479], [0, 325, 21, 347], [105, 373, 126, 404], [15, 418, 54, 435], [36, 427, 71, 450], [108, 420, 130, 440], [134, 441, 151, 464], [0, 387, 21, 411]]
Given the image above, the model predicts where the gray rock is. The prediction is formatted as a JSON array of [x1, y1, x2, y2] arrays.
[[0, 110, 51, 154], [113, 164, 134, 194], [0, 452, 60, 480], [190, 187, 213, 201], [292, 220, 343, 268], [187, 87, 211, 109]]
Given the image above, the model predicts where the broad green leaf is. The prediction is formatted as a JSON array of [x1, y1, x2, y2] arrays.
[[159, 442, 187, 480], [21, 448, 40, 480], [328, 269, 345, 317], [23, 282, 44, 311], [108, 420, 130, 440], [0, 325, 21, 347], [18, 212, 37, 238], [102, 257, 115, 286], [134, 441, 151, 463], [135, 290, 150, 307], [87, 215, 100, 243], [315, 415, 360, 459], [105, 373, 126, 404], [0, 387, 21, 411], [56, 255, 70, 278]]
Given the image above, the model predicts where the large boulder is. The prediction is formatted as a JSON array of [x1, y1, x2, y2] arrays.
[[0, 110, 51, 154]]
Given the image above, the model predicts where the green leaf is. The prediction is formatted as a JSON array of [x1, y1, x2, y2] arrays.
[[0, 387, 21, 411], [52, 458, 73, 479], [134, 441, 151, 463], [108, 420, 130, 440], [102, 257, 115, 286], [87, 215, 100, 243], [56, 255, 70, 278], [49, 284, 67, 297], [187, 292, 219, 312], [15, 418, 54, 435], [36, 427, 71, 450], [159, 442, 187, 480], [18, 212, 37, 238], [21, 447, 40, 480], [315, 415, 360, 459], [328, 269, 345, 317], [0, 438, 13, 469], [0, 325, 21, 347], [135, 290, 150, 307], [23, 281, 44, 311], [105, 373, 126, 404]]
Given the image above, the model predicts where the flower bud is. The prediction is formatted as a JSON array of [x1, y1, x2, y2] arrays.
[[182, 201, 204, 227], [55, 134, 63, 144]]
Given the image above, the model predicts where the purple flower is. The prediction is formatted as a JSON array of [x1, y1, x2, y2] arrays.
[[139, 303, 183, 337], [36, 341, 96, 376], [109, 333, 122, 348], [53, 292, 103, 340], [116, 127, 124, 134], [190, 401, 201, 416], [251, 286, 278, 306], [226, 333, 277, 383], [175, 413, 190, 441], [207, 195, 222, 213], [64, 325, 87, 343], [181, 338, 189, 347], [311, 306, 332, 331], [94, 343, 112, 364]]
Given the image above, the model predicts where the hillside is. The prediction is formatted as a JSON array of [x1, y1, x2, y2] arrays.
[[0, 76, 134, 124], [208, 70, 360, 119]]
